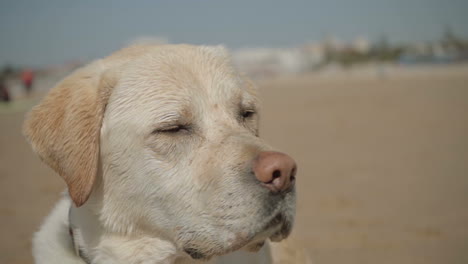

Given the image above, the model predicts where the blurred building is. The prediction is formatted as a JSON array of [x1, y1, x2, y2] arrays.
[[233, 47, 310, 78]]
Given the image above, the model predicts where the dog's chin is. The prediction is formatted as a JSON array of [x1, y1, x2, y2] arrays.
[[229, 213, 294, 254], [243, 218, 293, 252], [183, 213, 293, 260], [262, 213, 294, 244], [267, 213, 294, 242]]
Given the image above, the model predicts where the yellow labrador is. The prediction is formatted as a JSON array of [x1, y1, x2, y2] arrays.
[[24, 44, 310, 264]]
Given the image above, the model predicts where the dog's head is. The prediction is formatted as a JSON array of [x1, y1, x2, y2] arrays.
[[24, 44, 297, 260]]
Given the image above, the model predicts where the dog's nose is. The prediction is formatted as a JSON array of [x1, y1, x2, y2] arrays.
[[253, 151, 297, 193]]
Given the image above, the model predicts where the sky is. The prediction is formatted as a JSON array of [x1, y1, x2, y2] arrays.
[[1, 0, 467, 67]]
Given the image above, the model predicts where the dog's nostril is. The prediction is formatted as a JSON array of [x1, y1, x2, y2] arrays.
[[290, 176, 296, 186], [272, 170, 281, 181], [290, 167, 297, 181]]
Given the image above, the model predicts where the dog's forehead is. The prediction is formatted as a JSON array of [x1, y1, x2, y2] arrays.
[[115, 45, 256, 111]]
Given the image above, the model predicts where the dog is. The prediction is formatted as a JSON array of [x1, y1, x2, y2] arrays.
[[24, 44, 310, 263]]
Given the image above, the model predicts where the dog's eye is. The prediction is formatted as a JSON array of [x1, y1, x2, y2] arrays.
[[153, 125, 190, 134], [241, 110, 255, 119]]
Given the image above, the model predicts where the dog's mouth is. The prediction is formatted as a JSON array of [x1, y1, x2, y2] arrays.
[[242, 212, 293, 253], [181, 190, 296, 260], [182, 212, 293, 260], [261, 212, 293, 242]]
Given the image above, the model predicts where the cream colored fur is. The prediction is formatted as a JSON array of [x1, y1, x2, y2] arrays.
[[24, 44, 311, 263]]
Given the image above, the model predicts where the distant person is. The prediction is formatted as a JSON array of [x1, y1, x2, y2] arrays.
[[0, 71, 10, 102], [21, 69, 35, 95]]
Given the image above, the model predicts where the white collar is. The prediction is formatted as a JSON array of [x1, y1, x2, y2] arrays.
[[68, 204, 102, 263]]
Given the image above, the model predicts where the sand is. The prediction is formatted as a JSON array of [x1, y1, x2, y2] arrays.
[[1, 65, 467, 264]]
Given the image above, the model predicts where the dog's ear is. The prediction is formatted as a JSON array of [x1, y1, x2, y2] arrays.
[[23, 63, 116, 207]]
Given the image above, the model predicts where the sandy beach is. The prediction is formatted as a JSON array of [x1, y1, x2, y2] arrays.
[[1, 65, 467, 264]]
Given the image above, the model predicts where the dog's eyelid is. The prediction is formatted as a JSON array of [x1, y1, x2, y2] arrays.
[[152, 123, 191, 134], [243, 110, 254, 117], [240, 108, 256, 119]]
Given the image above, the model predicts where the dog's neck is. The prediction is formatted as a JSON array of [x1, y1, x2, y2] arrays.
[[67, 177, 273, 264], [68, 199, 272, 264], [66, 175, 192, 263], [69, 201, 185, 263]]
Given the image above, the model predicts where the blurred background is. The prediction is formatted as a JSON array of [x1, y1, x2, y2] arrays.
[[1, 1, 467, 263]]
